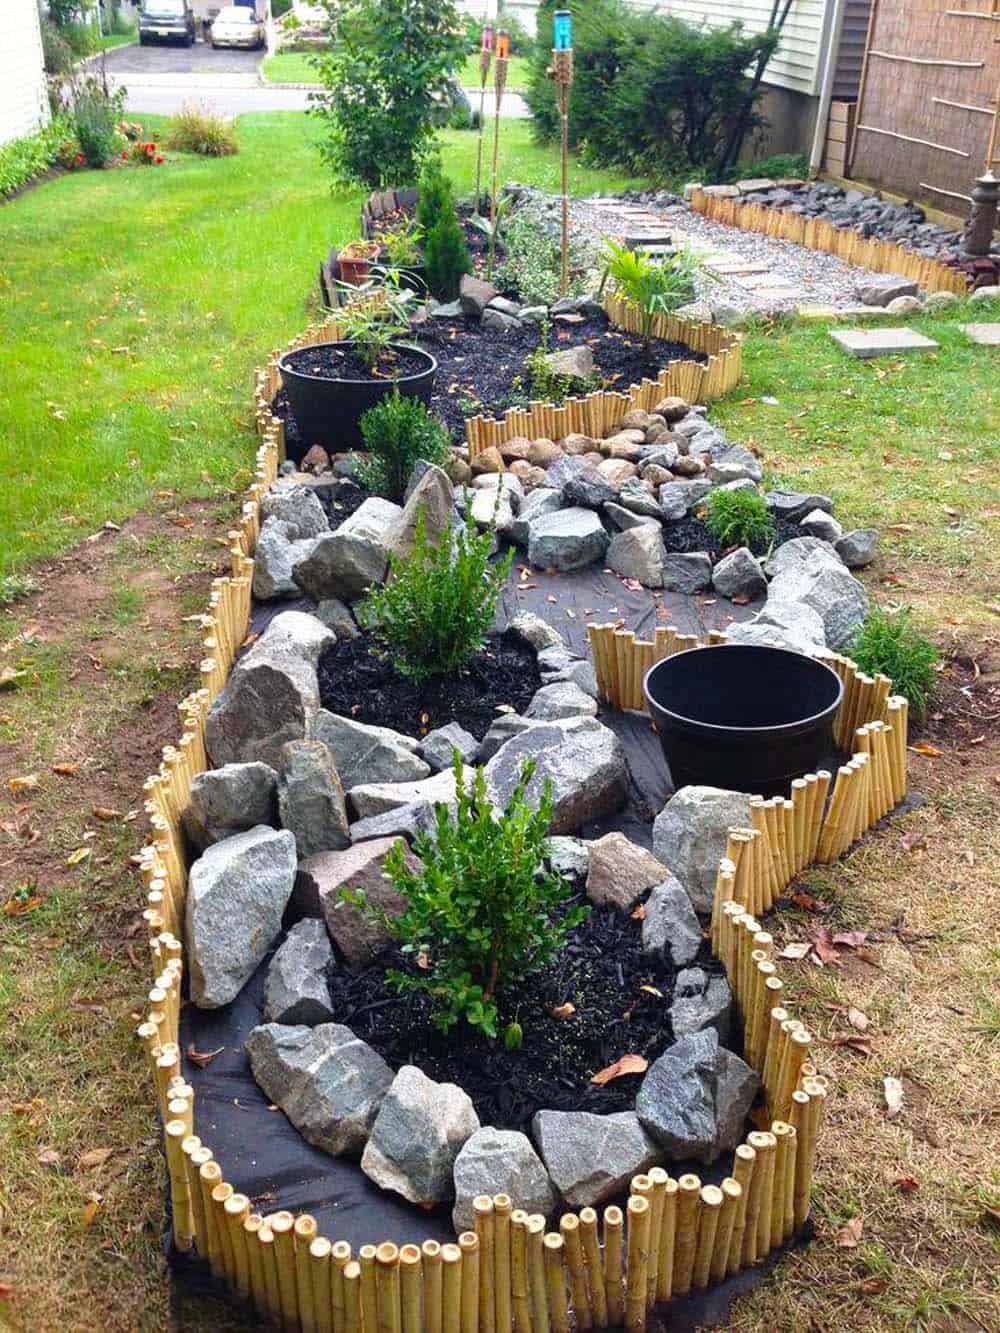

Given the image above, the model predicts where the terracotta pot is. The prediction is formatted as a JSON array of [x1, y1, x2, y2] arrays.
[[338, 243, 379, 287]]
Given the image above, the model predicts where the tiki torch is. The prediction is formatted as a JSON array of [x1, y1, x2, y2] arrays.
[[474, 24, 494, 213], [488, 28, 511, 280], [552, 11, 574, 295]]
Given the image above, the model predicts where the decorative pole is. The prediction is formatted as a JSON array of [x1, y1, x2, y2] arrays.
[[488, 27, 511, 281], [474, 24, 494, 214], [552, 10, 574, 296]]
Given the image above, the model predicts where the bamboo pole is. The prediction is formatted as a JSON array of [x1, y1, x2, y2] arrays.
[[442, 1244, 463, 1333], [559, 1214, 592, 1329], [294, 1215, 319, 1333], [672, 1175, 701, 1296], [769, 1122, 793, 1249], [644, 1168, 668, 1306], [713, 1178, 742, 1283], [245, 1215, 267, 1316], [692, 1185, 723, 1290], [224, 1194, 251, 1302], [309, 1238, 333, 1333], [459, 1232, 480, 1333], [543, 1234, 570, 1333], [624, 1196, 650, 1333], [361, 1245, 379, 1333], [753, 1131, 778, 1262], [509, 1212, 530, 1333], [197, 1161, 225, 1279], [423, 1240, 444, 1333], [578, 1208, 608, 1328], [259, 1223, 283, 1324], [332, 1242, 352, 1333], [376, 1242, 402, 1333], [399, 1244, 423, 1333], [474, 1196, 495, 1333], [493, 1196, 513, 1333], [164, 1120, 195, 1252], [525, 1216, 549, 1333], [344, 1262, 363, 1333]]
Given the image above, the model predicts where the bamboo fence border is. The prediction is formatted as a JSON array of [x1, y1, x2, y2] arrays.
[[586, 622, 908, 875], [688, 187, 968, 295]]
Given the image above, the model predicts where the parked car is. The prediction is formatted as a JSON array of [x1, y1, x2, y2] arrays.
[[139, 0, 197, 46], [210, 6, 266, 49]]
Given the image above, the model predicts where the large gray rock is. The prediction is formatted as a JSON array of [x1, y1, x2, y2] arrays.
[[206, 613, 334, 770], [184, 761, 278, 851], [347, 769, 458, 821], [564, 470, 617, 511], [349, 804, 438, 844], [605, 502, 661, 533], [186, 827, 297, 1007], [303, 838, 419, 967], [545, 835, 590, 880], [253, 517, 321, 600], [532, 1110, 662, 1208], [766, 536, 841, 578], [505, 609, 565, 654], [460, 274, 498, 318], [635, 1029, 759, 1164], [314, 598, 358, 641], [508, 487, 564, 548], [453, 1128, 558, 1232], [544, 345, 594, 380], [586, 833, 671, 911], [388, 465, 454, 562], [661, 552, 713, 593], [617, 476, 662, 519], [800, 508, 843, 543], [835, 528, 879, 569], [293, 497, 402, 602], [710, 445, 763, 484], [855, 275, 918, 307], [361, 1065, 480, 1204], [419, 722, 479, 774], [312, 711, 430, 791], [652, 786, 753, 913], [540, 658, 600, 700], [749, 599, 827, 650], [483, 716, 628, 835], [767, 491, 833, 523], [477, 713, 538, 763], [260, 485, 329, 539], [526, 681, 598, 720], [712, 547, 766, 600], [278, 739, 350, 858], [470, 484, 515, 530], [263, 919, 336, 1026], [669, 967, 732, 1043], [641, 874, 702, 966], [527, 508, 609, 572], [545, 455, 590, 495], [660, 481, 712, 521], [768, 553, 869, 651], [606, 525, 667, 587], [246, 1022, 393, 1155]]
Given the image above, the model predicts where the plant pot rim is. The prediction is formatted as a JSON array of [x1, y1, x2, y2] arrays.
[[339, 241, 380, 258], [643, 644, 843, 738], [279, 340, 438, 387]]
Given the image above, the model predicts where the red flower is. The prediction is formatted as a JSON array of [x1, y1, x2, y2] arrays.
[[75, 153, 85, 166], [155, 156, 164, 165], [145, 144, 155, 155], [121, 150, 128, 160]]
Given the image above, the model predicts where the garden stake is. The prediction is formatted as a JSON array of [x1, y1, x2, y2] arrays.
[[711, 1180, 742, 1283], [551, 34, 574, 296], [509, 1212, 530, 1333], [782, 1125, 798, 1242], [458, 1231, 480, 1333], [400, 1244, 423, 1333], [602, 1206, 624, 1327], [197, 1161, 224, 1277], [164, 1120, 195, 1251], [691, 1185, 723, 1290], [560, 1214, 592, 1329], [223, 1194, 251, 1300], [727, 1144, 756, 1274], [474, 1196, 496, 1333], [441, 1244, 463, 1333], [271, 1211, 299, 1329], [211, 1183, 236, 1284], [308, 1238, 332, 1333], [525, 1216, 549, 1333], [294, 1215, 319, 1331], [182, 1140, 208, 1252], [769, 1123, 793, 1248], [333, 1241, 353, 1333], [654, 1176, 678, 1303], [645, 1168, 669, 1305], [543, 1233, 570, 1333], [360, 1244, 379, 1333], [624, 1196, 650, 1332], [343, 1261, 363, 1333], [375, 1242, 402, 1333], [493, 1195, 513, 1333], [245, 1215, 267, 1316], [474, 26, 494, 212], [740, 1134, 768, 1265], [753, 1132, 778, 1261], [578, 1209, 608, 1327], [488, 31, 511, 281], [258, 1224, 283, 1324], [672, 1174, 701, 1295], [423, 1240, 444, 1333]]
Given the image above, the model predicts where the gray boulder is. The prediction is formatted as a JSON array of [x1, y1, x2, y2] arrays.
[[617, 477, 662, 519], [712, 547, 766, 600], [312, 711, 430, 791], [260, 485, 329, 539], [361, 1065, 480, 1204], [482, 307, 521, 333], [527, 509, 609, 572], [586, 832, 671, 911], [605, 502, 661, 533], [532, 1110, 661, 1208], [453, 1128, 558, 1232], [767, 536, 841, 578], [508, 487, 564, 548], [388, 465, 454, 562], [246, 1022, 393, 1155], [314, 598, 358, 640], [669, 967, 732, 1043], [470, 484, 515, 530], [768, 553, 869, 651], [545, 455, 590, 495], [606, 525, 667, 587], [477, 713, 538, 763], [835, 529, 879, 569], [545, 835, 590, 880], [545, 344, 594, 379], [660, 481, 712, 521], [303, 838, 418, 967], [800, 508, 843, 543], [483, 716, 628, 835], [460, 275, 498, 318], [505, 609, 565, 654], [184, 761, 278, 851], [710, 445, 763, 484], [767, 490, 833, 523], [347, 769, 458, 821], [278, 739, 350, 859], [526, 681, 598, 720], [349, 804, 438, 844], [564, 470, 617, 510], [652, 786, 753, 913], [641, 875, 703, 966], [206, 613, 334, 770], [419, 722, 480, 774], [253, 517, 321, 600], [263, 919, 336, 1026], [186, 826, 297, 1008], [661, 553, 713, 593], [855, 276, 918, 307], [293, 497, 402, 603], [541, 659, 600, 699]]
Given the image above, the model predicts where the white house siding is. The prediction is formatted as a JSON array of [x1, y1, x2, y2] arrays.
[[2, 0, 50, 147]]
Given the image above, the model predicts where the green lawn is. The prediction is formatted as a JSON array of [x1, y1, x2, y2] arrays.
[[0, 114, 644, 576], [261, 51, 530, 89], [460, 52, 530, 91], [96, 29, 137, 53]]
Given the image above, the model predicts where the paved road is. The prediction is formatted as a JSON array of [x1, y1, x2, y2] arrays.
[[101, 38, 263, 77]]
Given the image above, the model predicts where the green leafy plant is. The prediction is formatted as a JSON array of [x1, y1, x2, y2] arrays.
[[344, 755, 588, 1037], [165, 104, 238, 157], [352, 390, 449, 502], [740, 151, 808, 180], [600, 240, 708, 362], [359, 508, 513, 682], [850, 607, 939, 721], [333, 267, 418, 370], [498, 210, 586, 306], [415, 158, 471, 300], [0, 117, 74, 198], [0, 574, 42, 607], [526, 320, 600, 405], [40, 22, 75, 75], [70, 71, 126, 168], [380, 222, 423, 269], [703, 487, 774, 550], [310, 0, 467, 188]]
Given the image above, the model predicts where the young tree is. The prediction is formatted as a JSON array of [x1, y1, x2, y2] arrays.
[[310, 0, 467, 188]]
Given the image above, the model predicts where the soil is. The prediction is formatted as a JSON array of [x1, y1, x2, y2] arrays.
[[661, 517, 803, 557], [324, 898, 723, 1133], [283, 343, 430, 384], [317, 480, 369, 531], [316, 631, 541, 741]]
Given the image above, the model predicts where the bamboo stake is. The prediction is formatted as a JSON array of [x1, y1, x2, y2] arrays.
[[183, 1141, 209, 1256], [164, 1120, 195, 1252], [376, 1242, 402, 1333], [224, 1194, 251, 1302], [399, 1244, 423, 1333], [525, 1216, 549, 1333], [197, 1161, 225, 1279], [344, 1262, 363, 1333], [672, 1174, 701, 1296], [244, 1215, 267, 1316], [644, 1168, 668, 1306], [740, 1133, 769, 1266], [294, 1215, 319, 1333], [509, 1212, 530, 1333], [442, 1244, 463, 1333], [474, 1196, 495, 1333], [259, 1224, 283, 1324], [459, 1232, 480, 1333], [713, 1178, 742, 1283], [692, 1185, 723, 1291], [769, 1122, 793, 1249], [602, 1206, 624, 1328], [423, 1241, 443, 1333], [543, 1234, 570, 1333], [309, 1238, 332, 1333], [560, 1214, 592, 1329], [360, 1245, 379, 1333], [624, 1196, 650, 1333], [753, 1132, 778, 1261], [492, 1195, 513, 1333], [271, 1211, 299, 1330], [578, 1208, 608, 1329], [332, 1242, 352, 1333]]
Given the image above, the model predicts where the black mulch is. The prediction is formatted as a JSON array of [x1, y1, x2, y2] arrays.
[[283, 343, 429, 383], [662, 517, 803, 557], [317, 631, 541, 741], [367, 202, 501, 268], [318, 479, 369, 532], [324, 899, 722, 1134]]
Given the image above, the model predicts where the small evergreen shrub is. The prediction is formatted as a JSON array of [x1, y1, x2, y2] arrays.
[[41, 22, 75, 75], [703, 487, 774, 550], [165, 105, 238, 156], [359, 508, 513, 683], [344, 755, 588, 1037], [850, 607, 939, 720], [416, 157, 471, 300], [353, 390, 449, 502]]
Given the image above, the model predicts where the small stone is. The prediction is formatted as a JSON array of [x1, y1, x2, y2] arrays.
[[544, 345, 594, 380], [835, 528, 879, 569], [711, 547, 766, 600], [532, 1110, 662, 1208], [652, 786, 753, 913], [545, 835, 589, 879], [710, 445, 763, 484], [505, 609, 565, 653], [453, 1128, 557, 1232], [545, 454, 590, 494], [526, 681, 598, 721], [278, 740, 350, 859], [527, 508, 610, 572], [312, 711, 429, 791], [596, 458, 638, 489], [640, 465, 672, 492], [606, 525, 667, 587], [347, 769, 458, 822], [314, 598, 358, 640], [564, 469, 617, 510], [477, 713, 538, 763], [184, 761, 278, 851], [605, 502, 660, 532], [362, 1065, 480, 1204], [507, 488, 564, 548], [924, 291, 957, 311], [419, 723, 479, 774], [263, 919, 336, 1026], [800, 508, 843, 542], [672, 455, 705, 478], [509, 462, 548, 490], [293, 498, 402, 603], [488, 296, 523, 319], [388, 465, 454, 562], [885, 295, 923, 316], [460, 275, 498, 318], [669, 967, 732, 1043], [260, 485, 329, 539], [767, 490, 834, 523], [305, 837, 419, 968], [653, 396, 689, 423], [527, 440, 562, 468], [969, 286, 1000, 305], [620, 409, 651, 431], [660, 481, 712, 521], [767, 536, 841, 577], [301, 444, 330, 475], [585, 833, 671, 911], [253, 518, 321, 601], [500, 436, 533, 464], [482, 307, 521, 333], [617, 477, 662, 519], [471, 446, 504, 477], [642, 875, 702, 966], [661, 552, 712, 593], [854, 276, 918, 307], [561, 433, 597, 456], [768, 554, 869, 651]]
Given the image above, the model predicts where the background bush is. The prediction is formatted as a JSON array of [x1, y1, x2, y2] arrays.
[[353, 391, 449, 502], [463, 12, 534, 56], [499, 210, 586, 306], [41, 22, 75, 75], [526, 0, 778, 179]]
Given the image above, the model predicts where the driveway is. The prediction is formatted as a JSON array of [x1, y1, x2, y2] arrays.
[[101, 38, 263, 77]]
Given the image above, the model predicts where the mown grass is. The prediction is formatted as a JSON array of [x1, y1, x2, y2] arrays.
[[261, 52, 530, 89], [0, 114, 643, 577]]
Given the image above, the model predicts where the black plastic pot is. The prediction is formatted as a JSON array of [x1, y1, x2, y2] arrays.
[[643, 645, 843, 797], [278, 341, 437, 454]]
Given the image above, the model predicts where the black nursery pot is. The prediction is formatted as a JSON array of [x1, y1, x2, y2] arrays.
[[278, 341, 437, 453], [643, 645, 844, 797]]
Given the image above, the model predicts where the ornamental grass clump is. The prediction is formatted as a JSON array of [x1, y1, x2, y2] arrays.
[[353, 391, 449, 502], [704, 486, 774, 551], [344, 755, 588, 1037], [358, 508, 513, 683], [850, 606, 939, 720]]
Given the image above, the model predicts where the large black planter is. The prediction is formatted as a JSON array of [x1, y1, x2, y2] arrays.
[[644, 645, 843, 797], [278, 341, 437, 454]]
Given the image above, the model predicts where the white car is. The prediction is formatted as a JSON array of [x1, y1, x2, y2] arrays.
[[211, 6, 265, 49]]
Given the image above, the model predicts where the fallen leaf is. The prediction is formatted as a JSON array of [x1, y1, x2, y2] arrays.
[[77, 1147, 113, 1170], [8, 774, 40, 795], [780, 941, 812, 960], [836, 1217, 864, 1248], [186, 1042, 224, 1069], [36, 1148, 61, 1168], [883, 1075, 904, 1118], [639, 985, 662, 998], [0, 666, 27, 690], [790, 891, 829, 913], [833, 930, 869, 950], [829, 1034, 873, 1057], [66, 847, 91, 866], [92, 807, 122, 822], [591, 1053, 649, 1085], [630, 903, 646, 921], [550, 1002, 576, 1020], [909, 742, 943, 758], [894, 1176, 920, 1194], [52, 761, 79, 776], [809, 928, 841, 966], [80, 1194, 102, 1226], [847, 1007, 869, 1031], [3, 893, 42, 916]]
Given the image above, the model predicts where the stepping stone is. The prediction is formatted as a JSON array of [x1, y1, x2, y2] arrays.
[[708, 261, 772, 276], [959, 323, 1000, 346], [624, 232, 674, 246], [636, 244, 676, 257], [754, 286, 804, 301], [733, 271, 787, 289], [735, 178, 777, 193], [830, 328, 940, 359]]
